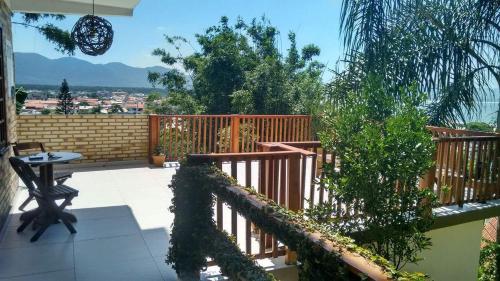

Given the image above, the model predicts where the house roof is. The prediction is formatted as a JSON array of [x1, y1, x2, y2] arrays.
[[7, 0, 141, 16]]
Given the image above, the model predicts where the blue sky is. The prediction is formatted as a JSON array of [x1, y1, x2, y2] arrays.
[[13, 0, 344, 76]]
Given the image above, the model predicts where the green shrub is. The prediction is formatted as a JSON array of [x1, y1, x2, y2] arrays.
[[315, 75, 436, 269], [478, 240, 500, 281], [466, 122, 494, 133]]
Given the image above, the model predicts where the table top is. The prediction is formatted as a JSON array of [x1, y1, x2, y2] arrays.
[[17, 152, 82, 165]]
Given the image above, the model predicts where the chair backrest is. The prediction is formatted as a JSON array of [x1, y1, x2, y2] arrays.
[[12, 142, 45, 156], [9, 157, 40, 192]]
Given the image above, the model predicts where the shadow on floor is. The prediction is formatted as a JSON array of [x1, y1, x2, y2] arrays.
[[0, 205, 176, 281]]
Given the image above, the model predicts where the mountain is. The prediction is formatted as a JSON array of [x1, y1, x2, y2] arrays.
[[14, 52, 169, 88]]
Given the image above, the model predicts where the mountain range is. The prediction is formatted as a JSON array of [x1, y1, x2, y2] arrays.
[[14, 52, 169, 88]]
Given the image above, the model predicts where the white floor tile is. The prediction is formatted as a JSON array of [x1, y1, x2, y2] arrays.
[[74, 234, 151, 269], [75, 257, 163, 281], [72, 216, 141, 241], [0, 243, 74, 278], [0, 270, 75, 281]]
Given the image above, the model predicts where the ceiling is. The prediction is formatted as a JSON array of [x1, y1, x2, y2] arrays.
[[7, 0, 141, 16]]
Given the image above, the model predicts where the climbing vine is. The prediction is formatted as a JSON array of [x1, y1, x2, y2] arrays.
[[168, 162, 427, 280]]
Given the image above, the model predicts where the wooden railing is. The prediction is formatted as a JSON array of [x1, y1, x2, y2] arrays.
[[187, 141, 342, 261], [423, 136, 500, 206], [148, 114, 312, 161], [284, 136, 500, 209], [183, 157, 393, 280], [189, 150, 303, 259]]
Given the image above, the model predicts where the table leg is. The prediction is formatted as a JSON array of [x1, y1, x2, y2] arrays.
[[38, 164, 54, 191]]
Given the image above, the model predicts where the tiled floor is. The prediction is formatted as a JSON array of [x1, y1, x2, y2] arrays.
[[0, 164, 178, 281]]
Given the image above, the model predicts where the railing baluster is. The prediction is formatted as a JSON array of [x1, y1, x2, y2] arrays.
[[310, 149, 317, 210], [443, 140, 452, 204], [231, 161, 238, 240], [216, 160, 223, 231], [300, 155, 307, 209], [225, 116, 230, 153], [245, 159, 252, 255], [449, 141, 458, 205], [470, 141, 478, 201], [214, 117, 219, 153], [270, 117, 275, 142], [459, 140, 469, 205], [319, 151, 327, 205], [455, 141, 464, 206], [280, 157, 287, 206], [174, 117, 179, 160], [479, 141, 489, 202]]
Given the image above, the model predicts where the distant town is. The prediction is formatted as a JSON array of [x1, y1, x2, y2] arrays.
[[17, 84, 165, 115]]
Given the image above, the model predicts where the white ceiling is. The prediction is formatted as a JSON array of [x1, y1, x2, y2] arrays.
[[8, 0, 141, 16]]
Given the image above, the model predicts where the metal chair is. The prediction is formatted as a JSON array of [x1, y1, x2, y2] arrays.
[[9, 157, 78, 242], [12, 142, 73, 210]]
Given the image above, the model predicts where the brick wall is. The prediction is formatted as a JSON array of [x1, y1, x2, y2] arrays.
[[0, 0, 17, 230], [16, 115, 149, 164]]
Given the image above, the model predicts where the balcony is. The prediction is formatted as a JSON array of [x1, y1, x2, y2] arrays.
[[1, 114, 499, 280]]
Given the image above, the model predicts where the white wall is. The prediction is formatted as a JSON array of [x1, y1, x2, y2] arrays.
[[403, 220, 484, 281]]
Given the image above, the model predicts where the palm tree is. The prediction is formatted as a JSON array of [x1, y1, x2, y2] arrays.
[[339, 0, 499, 127]]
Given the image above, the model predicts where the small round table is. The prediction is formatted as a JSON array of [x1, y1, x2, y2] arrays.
[[18, 152, 82, 192]]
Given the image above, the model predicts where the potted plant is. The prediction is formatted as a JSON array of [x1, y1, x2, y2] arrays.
[[152, 145, 165, 167]]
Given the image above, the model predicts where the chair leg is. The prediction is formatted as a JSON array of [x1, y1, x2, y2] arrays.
[[18, 195, 34, 211], [57, 210, 76, 234], [61, 212, 77, 223], [58, 196, 74, 210], [17, 208, 41, 233], [31, 223, 50, 242]]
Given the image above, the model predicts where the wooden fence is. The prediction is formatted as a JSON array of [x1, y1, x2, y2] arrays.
[[182, 129, 499, 277], [148, 114, 312, 161]]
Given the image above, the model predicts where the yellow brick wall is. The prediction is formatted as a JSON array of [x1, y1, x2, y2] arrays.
[[16, 115, 149, 163], [0, 0, 18, 229]]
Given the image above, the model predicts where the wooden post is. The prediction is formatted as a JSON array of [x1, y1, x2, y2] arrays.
[[231, 114, 240, 153], [420, 144, 437, 190], [286, 153, 301, 264], [148, 115, 159, 164]]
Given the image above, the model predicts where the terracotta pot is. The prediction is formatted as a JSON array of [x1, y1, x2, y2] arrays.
[[152, 155, 165, 167]]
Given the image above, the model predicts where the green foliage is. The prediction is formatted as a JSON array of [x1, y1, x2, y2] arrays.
[[149, 16, 325, 115], [466, 122, 494, 133], [146, 92, 205, 115], [207, 229, 278, 281], [169, 162, 426, 280], [55, 79, 73, 115], [91, 105, 103, 114], [108, 104, 124, 114], [478, 240, 500, 281], [316, 76, 436, 269], [13, 13, 75, 55], [153, 145, 164, 156], [15, 87, 28, 114], [339, 0, 500, 127], [41, 108, 51, 115], [167, 162, 214, 280]]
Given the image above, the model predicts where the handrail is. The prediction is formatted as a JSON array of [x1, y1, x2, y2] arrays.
[[433, 136, 500, 142], [150, 114, 312, 118], [427, 126, 499, 137], [188, 151, 302, 162]]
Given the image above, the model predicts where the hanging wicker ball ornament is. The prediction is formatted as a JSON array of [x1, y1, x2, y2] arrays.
[[71, 15, 114, 56]]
